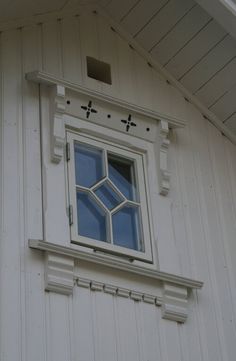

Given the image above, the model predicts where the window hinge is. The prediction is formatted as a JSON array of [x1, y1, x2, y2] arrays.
[[68, 205, 73, 225], [66, 142, 71, 161]]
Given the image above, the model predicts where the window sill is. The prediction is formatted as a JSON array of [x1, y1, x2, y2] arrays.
[[29, 239, 203, 323]]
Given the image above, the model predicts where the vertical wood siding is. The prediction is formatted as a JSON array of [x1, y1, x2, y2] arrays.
[[0, 12, 236, 361]]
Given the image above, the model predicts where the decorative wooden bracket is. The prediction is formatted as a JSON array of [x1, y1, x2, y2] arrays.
[[157, 120, 170, 196], [161, 282, 188, 323], [49, 84, 66, 163], [45, 252, 74, 295]]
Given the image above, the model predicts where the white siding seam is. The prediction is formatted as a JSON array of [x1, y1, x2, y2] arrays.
[[57, 19, 63, 78], [19, 27, 27, 361]]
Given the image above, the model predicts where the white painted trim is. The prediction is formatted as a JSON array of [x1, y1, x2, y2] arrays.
[[157, 120, 170, 196], [49, 85, 66, 163], [25, 70, 186, 128], [29, 239, 203, 289], [29, 239, 202, 322]]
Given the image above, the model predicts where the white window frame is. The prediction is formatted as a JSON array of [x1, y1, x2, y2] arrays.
[[66, 127, 154, 263]]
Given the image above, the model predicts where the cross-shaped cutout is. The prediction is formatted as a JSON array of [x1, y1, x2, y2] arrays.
[[81, 100, 98, 119], [121, 114, 136, 132]]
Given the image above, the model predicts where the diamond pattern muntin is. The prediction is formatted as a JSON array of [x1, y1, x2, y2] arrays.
[[94, 180, 123, 210]]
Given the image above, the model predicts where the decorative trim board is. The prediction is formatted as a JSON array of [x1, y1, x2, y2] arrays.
[[29, 239, 201, 323], [26, 70, 186, 128]]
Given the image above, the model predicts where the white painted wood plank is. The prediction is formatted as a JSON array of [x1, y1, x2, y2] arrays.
[[40, 86, 70, 246], [91, 291, 117, 361], [22, 24, 47, 361], [115, 296, 140, 361], [105, 0, 139, 23], [60, 16, 82, 84], [210, 85, 236, 121], [206, 122, 236, 361], [195, 57, 236, 107], [150, 71, 171, 114], [151, 4, 211, 66], [96, 13, 119, 97], [132, 51, 153, 109], [168, 130, 192, 277], [178, 293, 203, 361], [79, 12, 101, 91], [171, 105, 223, 361], [22, 24, 43, 240], [0, 28, 23, 361], [187, 105, 231, 361], [47, 293, 72, 361], [162, 320, 182, 361], [73, 287, 95, 361], [225, 112, 236, 133], [224, 138, 236, 254], [121, 0, 169, 37], [150, 193, 181, 274], [135, 0, 195, 52], [42, 20, 62, 77], [115, 34, 137, 104], [181, 35, 236, 93], [138, 302, 162, 361], [165, 20, 227, 80]]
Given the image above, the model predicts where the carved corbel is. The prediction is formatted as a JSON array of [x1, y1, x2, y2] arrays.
[[161, 282, 188, 323], [157, 120, 170, 196], [50, 84, 66, 163], [45, 252, 74, 295]]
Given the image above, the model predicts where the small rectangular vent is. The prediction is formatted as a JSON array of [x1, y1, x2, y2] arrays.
[[86, 56, 112, 85]]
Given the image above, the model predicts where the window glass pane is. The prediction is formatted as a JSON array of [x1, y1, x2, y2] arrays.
[[94, 181, 123, 210], [108, 154, 136, 200], [112, 205, 142, 251], [74, 142, 104, 187], [77, 190, 107, 242]]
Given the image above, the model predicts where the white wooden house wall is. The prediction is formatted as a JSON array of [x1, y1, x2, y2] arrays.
[[0, 10, 236, 361]]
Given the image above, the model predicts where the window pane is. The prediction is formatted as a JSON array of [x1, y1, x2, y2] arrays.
[[108, 154, 136, 200], [94, 181, 123, 210], [74, 142, 104, 187], [77, 190, 107, 242], [112, 205, 142, 251]]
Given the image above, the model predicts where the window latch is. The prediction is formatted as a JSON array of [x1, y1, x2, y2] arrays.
[[68, 205, 73, 225], [66, 142, 71, 162]]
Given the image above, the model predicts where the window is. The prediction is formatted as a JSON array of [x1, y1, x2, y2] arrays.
[[67, 130, 153, 263]]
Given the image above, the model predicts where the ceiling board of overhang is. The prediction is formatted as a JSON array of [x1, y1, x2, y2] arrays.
[[0, 0, 69, 21], [101, 0, 236, 136], [0, 0, 235, 137]]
